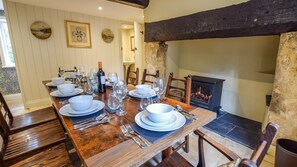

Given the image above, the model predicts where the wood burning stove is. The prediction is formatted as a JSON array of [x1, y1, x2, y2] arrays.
[[191, 76, 225, 112]]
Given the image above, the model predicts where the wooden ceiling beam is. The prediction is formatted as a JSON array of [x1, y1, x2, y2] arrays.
[[107, 0, 149, 9], [145, 0, 297, 42]]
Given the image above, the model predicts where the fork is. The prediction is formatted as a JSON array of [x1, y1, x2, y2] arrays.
[[79, 116, 111, 131], [120, 125, 146, 148], [73, 113, 106, 129], [125, 124, 151, 146]]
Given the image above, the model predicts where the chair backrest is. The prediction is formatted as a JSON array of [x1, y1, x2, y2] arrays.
[[0, 122, 8, 165], [0, 92, 12, 139], [141, 69, 159, 84], [248, 122, 279, 166], [165, 73, 192, 104], [0, 92, 13, 122], [126, 66, 139, 86], [0, 93, 11, 164]]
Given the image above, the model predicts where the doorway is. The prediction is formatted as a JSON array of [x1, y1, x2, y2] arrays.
[[0, 0, 22, 105], [121, 24, 135, 80]]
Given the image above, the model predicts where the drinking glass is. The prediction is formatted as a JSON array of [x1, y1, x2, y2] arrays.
[[140, 96, 153, 111], [85, 77, 94, 95], [108, 72, 118, 90], [108, 93, 120, 112], [76, 66, 85, 88], [153, 77, 165, 102], [114, 84, 128, 116]]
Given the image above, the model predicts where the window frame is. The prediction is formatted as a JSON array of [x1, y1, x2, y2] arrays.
[[0, 16, 15, 68]]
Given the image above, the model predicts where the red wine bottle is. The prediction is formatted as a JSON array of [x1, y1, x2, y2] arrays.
[[97, 61, 106, 93]]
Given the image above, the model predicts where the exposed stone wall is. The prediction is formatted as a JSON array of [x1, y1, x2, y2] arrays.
[[144, 42, 168, 78], [268, 31, 297, 143]]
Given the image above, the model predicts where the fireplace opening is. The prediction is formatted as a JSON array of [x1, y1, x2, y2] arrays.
[[190, 76, 225, 112]]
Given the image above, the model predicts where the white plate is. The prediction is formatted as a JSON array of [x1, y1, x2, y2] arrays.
[[46, 81, 72, 87], [129, 89, 156, 99], [50, 88, 83, 97], [135, 110, 186, 132], [59, 100, 105, 117], [68, 100, 103, 115], [141, 111, 177, 127]]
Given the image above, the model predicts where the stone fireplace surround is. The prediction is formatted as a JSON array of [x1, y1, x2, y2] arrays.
[[145, 32, 297, 144]]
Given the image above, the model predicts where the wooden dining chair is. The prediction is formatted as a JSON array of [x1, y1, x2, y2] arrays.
[[9, 143, 72, 167], [0, 117, 67, 166], [0, 91, 57, 134], [165, 73, 192, 104], [157, 122, 279, 167], [126, 66, 139, 86], [141, 69, 160, 84], [165, 73, 192, 153]]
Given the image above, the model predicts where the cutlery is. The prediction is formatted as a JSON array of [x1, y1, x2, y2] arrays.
[[120, 125, 146, 148], [73, 112, 106, 128], [176, 105, 198, 120], [79, 116, 112, 131], [125, 124, 152, 146]]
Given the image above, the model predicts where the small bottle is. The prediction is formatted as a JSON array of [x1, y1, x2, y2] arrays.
[[97, 61, 106, 93]]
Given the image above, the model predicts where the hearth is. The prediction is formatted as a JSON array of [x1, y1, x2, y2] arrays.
[[191, 76, 225, 112]]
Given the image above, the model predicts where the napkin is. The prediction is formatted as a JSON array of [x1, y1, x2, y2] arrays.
[[130, 118, 192, 143], [69, 109, 105, 124]]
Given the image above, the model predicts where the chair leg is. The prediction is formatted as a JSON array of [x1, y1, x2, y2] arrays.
[[197, 136, 205, 167], [183, 135, 190, 153], [162, 147, 173, 160]]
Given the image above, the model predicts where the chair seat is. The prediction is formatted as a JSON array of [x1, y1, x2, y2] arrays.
[[11, 143, 73, 167], [10, 106, 57, 133], [157, 152, 193, 167], [4, 119, 66, 163]]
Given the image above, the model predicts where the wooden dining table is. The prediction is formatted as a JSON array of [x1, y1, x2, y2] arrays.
[[43, 81, 216, 167]]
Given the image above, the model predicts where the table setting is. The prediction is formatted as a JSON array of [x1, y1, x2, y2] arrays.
[[50, 83, 83, 97], [45, 77, 72, 87], [120, 102, 197, 148]]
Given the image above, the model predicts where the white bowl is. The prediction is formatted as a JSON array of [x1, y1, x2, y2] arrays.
[[69, 95, 93, 111], [57, 84, 75, 94], [136, 84, 151, 95], [146, 103, 173, 123], [52, 77, 65, 85]]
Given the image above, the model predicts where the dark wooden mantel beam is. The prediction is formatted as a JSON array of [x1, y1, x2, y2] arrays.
[[107, 0, 149, 9], [145, 0, 297, 42]]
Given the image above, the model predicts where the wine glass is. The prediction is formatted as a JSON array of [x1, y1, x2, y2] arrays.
[[108, 93, 120, 113], [140, 96, 153, 111], [108, 72, 118, 90], [114, 84, 128, 116]]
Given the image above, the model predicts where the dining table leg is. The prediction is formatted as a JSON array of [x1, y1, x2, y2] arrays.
[[162, 146, 173, 160]]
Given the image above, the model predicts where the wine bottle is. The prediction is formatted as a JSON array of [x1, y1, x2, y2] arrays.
[[97, 61, 106, 93]]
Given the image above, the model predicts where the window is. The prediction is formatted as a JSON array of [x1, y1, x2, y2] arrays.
[[0, 17, 14, 67]]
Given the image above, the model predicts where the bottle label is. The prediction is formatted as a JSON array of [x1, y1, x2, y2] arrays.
[[100, 76, 106, 84]]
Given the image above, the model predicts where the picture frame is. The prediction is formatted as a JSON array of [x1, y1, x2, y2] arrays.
[[65, 20, 92, 48], [30, 21, 52, 39], [130, 36, 135, 51]]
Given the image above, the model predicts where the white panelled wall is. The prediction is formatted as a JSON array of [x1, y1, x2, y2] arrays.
[[5, 1, 126, 108]]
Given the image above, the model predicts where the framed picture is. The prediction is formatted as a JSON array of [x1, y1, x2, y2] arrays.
[[65, 20, 92, 48], [130, 36, 135, 51], [101, 29, 114, 43], [30, 21, 52, 39]]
